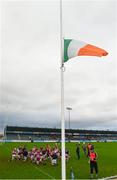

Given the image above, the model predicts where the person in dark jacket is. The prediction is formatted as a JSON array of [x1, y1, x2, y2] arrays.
[[76, 143, 80, 159]]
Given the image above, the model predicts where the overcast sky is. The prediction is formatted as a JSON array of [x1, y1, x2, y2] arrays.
[[0, 0, 117, 132]]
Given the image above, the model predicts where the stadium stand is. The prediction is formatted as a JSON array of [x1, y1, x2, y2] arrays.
[[5, 126, 117, 142]]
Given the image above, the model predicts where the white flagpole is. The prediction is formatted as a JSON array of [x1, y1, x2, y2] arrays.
[[60, 0, 66, 179]]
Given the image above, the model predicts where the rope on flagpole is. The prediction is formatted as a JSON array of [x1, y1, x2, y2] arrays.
[[60, 65, 66, 72]]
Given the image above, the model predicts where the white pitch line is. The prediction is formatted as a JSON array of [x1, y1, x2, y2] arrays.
[[34, 166, 56, 180], [100, 175, 117, 180]]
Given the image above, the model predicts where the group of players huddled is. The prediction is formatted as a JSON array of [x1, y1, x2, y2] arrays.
[[11, 142, 98, 178], [11, 143, 70, 165]]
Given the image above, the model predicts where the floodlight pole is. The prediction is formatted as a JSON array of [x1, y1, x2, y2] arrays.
[[4, 103, 9, 143], [4, 126, 7, 143], [66, 107, 72, 130]]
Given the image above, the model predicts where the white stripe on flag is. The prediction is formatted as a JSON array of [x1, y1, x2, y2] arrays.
[[67, 40, 86, 59]]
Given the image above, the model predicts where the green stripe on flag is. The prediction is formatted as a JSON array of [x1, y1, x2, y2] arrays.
[[64, 39, 72, 62]]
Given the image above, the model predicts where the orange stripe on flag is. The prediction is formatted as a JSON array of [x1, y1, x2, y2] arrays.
[[78, 44, 108, 57]]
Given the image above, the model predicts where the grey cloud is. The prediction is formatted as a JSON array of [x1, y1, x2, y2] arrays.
[[87, 97, 117, 113], [71, 116, 117, 130], [1, 82, 60, 113], [0, 111, 60, 132]]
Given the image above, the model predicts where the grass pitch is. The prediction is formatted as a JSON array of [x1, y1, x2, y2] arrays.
[[0, 142, 117, 179]]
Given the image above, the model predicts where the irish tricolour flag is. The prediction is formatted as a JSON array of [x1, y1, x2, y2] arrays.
[[64, 39, 108, 62]]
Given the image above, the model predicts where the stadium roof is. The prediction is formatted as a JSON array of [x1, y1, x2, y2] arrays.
[[6, 126, 117, 134]]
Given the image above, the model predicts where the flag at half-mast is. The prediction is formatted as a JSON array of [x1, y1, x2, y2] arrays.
[[64, 39, 108, 62]]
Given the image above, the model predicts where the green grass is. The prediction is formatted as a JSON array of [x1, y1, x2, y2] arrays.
[[0, 142, 117, 179]]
